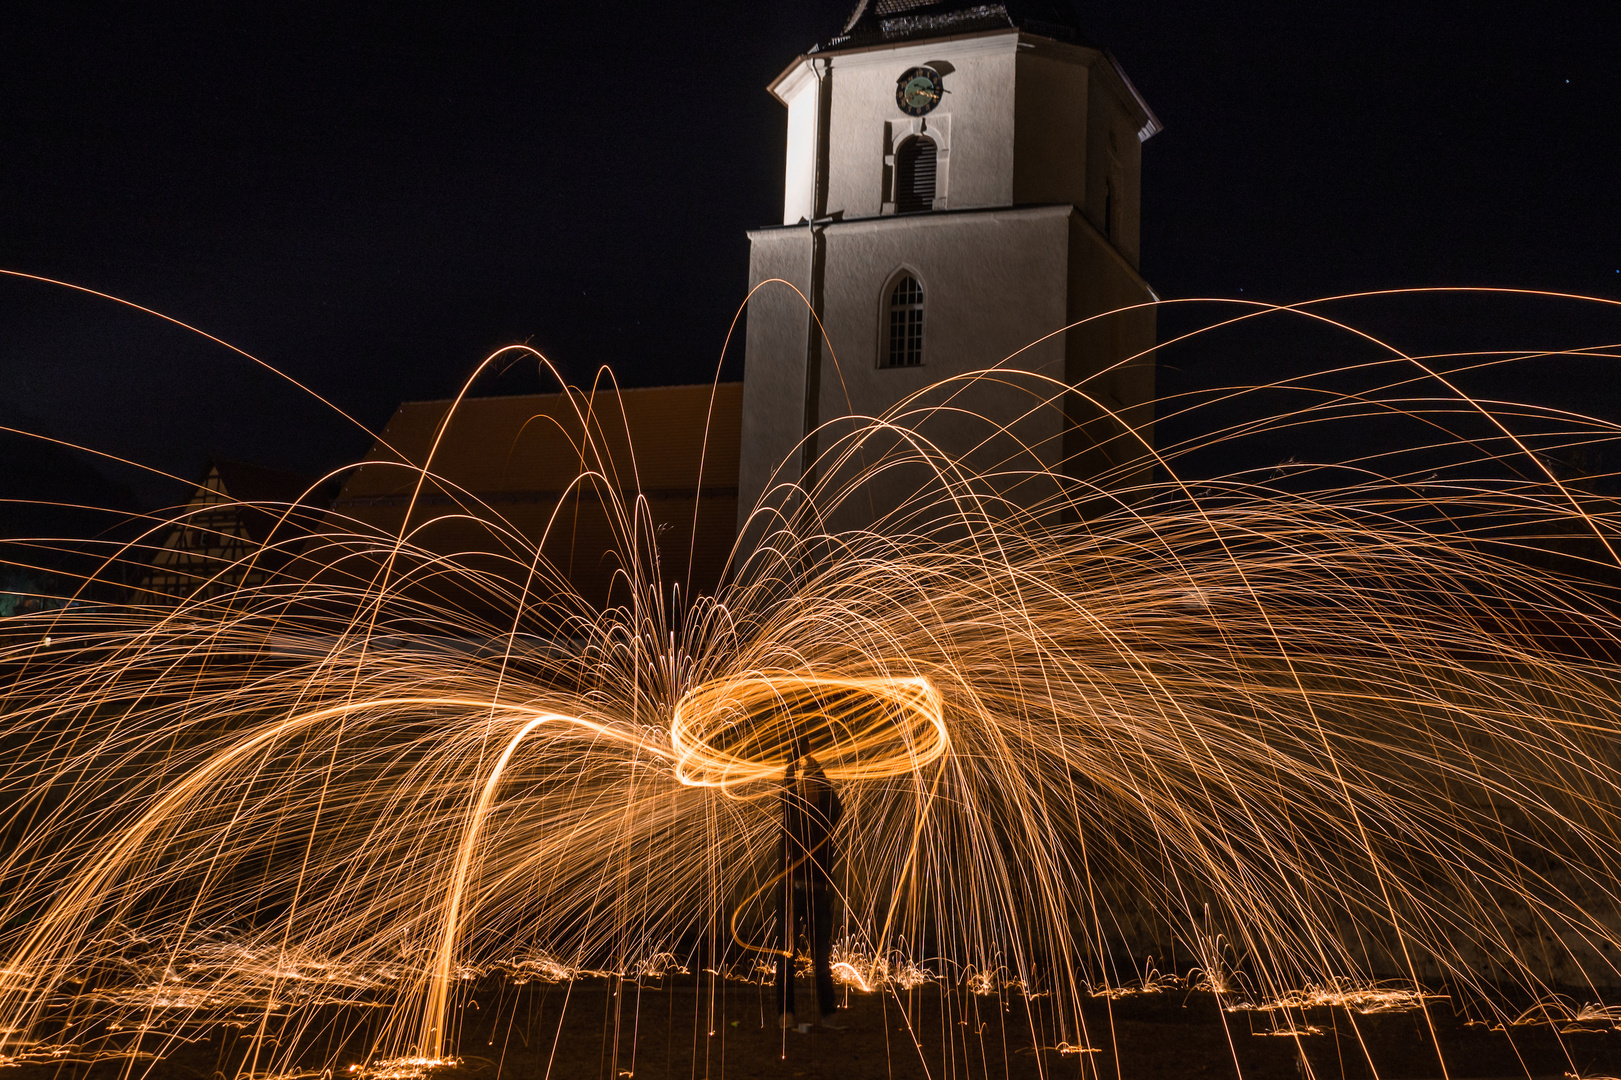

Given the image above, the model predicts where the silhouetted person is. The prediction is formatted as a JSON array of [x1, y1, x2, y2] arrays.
[[777, 743, 844, 1030]]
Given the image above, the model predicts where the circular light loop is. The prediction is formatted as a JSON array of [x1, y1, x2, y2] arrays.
[[670, 674, 947, 790]]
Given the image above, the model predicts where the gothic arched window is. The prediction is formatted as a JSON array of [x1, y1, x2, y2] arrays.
[[882, 274, 924, 368], [894, 136, 937, 213]]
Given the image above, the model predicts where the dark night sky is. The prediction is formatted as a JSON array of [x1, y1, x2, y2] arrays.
[[2, 1, 1619, 517]]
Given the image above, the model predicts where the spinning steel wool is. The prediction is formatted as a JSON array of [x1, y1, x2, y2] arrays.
[[2, 288, 1621, 1078]]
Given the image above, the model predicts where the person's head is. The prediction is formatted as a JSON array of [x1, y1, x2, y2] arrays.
[[783, 731, 814, 781]]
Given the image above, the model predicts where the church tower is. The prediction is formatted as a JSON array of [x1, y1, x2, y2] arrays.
[[739, 1, 1161, 534]]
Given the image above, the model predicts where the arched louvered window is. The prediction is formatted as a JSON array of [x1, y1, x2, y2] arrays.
[[894, 136, 937, 214], [882, 275, 924, 368]]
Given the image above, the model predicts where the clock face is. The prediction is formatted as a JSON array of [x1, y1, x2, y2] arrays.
[[895, 67, 944, 116]]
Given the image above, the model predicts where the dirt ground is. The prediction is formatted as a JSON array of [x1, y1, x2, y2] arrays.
[[7, 975, 1621, 1080]]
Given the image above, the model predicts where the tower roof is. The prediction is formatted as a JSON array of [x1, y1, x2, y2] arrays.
[[818, 0, 1093, 52]]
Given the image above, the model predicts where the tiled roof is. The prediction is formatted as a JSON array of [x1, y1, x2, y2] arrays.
[[820, 0, 1092, 51], [212, 459, 325, 511], [332, 383, 744, 606], [338, 383, 742, 503]]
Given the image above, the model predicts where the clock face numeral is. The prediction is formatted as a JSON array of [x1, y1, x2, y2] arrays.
[[895, 66, 943, 116]]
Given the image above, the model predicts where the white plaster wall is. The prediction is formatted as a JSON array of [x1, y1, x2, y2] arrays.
[[816, 207, 1071, 416], [1012, 45, 1090, 211], [745, 30, 1162, 534], [1085, 62, 1146, 265], [779, 62, 820, 225], [738, 228, 814, 531], [742, 206, 1159, 535], [769, 29, 1156, 239], [1064, 213, 1157, 497], [819, 33, 1021, 218], [808, 207, 1074, 532]]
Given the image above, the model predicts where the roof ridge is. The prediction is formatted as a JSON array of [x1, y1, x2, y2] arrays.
[[820, 0, 1092, 52]]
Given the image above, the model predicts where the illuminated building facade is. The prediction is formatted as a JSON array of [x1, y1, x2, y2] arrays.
[[740, 1, 1162, 533]]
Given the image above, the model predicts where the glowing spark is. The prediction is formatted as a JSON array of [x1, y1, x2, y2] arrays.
[[2, 288, 1620, 1077]]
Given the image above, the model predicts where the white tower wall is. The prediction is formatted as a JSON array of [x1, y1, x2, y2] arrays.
[[742, 24, 1160, 539]]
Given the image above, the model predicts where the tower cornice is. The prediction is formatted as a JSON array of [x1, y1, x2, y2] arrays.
[[766, 28, 1160, 144]]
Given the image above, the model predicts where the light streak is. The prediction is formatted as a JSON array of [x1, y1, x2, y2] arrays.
[[0, 288, 1619, 1076], [670, 674, 947, 790]]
